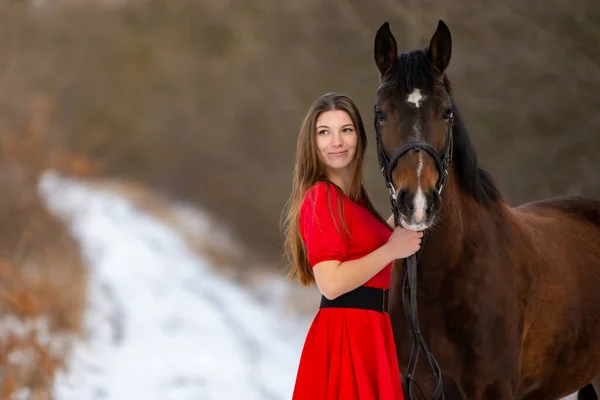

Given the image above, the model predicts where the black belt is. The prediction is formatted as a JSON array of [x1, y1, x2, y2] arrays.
[[319, 286, 389, 313]]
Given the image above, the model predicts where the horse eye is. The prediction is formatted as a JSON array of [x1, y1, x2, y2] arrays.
[[442, 108, 453, 120], [376, 110, 387, 121]]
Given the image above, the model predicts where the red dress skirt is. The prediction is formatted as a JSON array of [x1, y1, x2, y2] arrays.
[[293, 182, 404, 399], [292, 306, 404, 400]]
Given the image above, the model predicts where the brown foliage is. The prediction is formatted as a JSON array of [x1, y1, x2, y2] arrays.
[[0, 149, 87, 399], [0, 86, 87, 398], [1, 94, 99, 181], [0, 190, 86, 398], [0, 0, 599, 268]]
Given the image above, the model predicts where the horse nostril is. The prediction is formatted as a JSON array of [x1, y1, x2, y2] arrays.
[[429, 189, 442, 212], [397, 189, 412, 211]]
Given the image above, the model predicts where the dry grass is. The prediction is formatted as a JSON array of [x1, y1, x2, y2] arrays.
[[0, 94, 91, 399]]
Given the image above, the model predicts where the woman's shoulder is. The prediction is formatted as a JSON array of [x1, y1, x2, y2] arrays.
[[302, 180, 345, 205], [298, 181, 351, 265], [306, 180, 338, 194], [300, 181, 351, 226]]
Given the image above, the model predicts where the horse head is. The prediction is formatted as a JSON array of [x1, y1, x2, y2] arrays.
[[373, 20, 455, 231]]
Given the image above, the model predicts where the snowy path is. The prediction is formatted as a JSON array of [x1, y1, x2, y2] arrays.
[[39, 172, 310, 400]]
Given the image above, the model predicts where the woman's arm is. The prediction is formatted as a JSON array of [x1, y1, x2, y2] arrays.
[[313, 245, 395, 300], [313, 227, 421, 300]]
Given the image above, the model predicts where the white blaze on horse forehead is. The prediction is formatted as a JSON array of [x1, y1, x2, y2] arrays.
[[412, 120, 422, 140], [414, 153, 427, 223], [407, 89, 425, 108]]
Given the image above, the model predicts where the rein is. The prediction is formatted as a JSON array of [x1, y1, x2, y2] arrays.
[[373, 82, 454, 400]]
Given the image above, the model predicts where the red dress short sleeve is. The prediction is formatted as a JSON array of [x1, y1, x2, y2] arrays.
[[300, 182, 349, 266]]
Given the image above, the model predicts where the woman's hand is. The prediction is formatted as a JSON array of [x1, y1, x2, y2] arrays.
[[384, 227, 423, 259]]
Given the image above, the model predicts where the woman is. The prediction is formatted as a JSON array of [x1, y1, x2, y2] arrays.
[[281, 92, 422, 399]]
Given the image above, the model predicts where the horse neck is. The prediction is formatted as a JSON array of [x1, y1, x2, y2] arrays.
[[420, 171, 505, 276]]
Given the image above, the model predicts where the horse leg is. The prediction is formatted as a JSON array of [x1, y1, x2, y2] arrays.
[[454, 378, 515, 400], [577, 384, 597, 400], [442, 374, 465, 400], [401, 373, 464, 400], [399, 360, 465, 399], [577, 376, 600, 400], [521, 376, 600, 400]]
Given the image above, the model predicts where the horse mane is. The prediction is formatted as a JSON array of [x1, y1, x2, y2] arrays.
[[392, 49, 504, 208], [445, 84, 504, 207]]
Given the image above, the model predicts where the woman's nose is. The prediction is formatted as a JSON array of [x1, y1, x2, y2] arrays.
[[331, 133, 342, 146]]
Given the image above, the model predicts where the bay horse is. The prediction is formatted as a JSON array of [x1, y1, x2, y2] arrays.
[[372, 20, 600, 399]]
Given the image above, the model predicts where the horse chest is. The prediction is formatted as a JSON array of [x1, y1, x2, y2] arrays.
[[392, 257, 518, 365]]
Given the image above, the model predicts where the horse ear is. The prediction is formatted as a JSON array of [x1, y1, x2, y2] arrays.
[[427, 20, 452, 75], [374, 21, 398, 81]]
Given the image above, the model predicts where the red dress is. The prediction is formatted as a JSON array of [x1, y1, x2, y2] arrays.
[[292, 181, 404, 400]]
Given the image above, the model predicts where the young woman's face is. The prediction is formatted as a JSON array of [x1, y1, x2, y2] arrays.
[[314, 110, 358, 176]]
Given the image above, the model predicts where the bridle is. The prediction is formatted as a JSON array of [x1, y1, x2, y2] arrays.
[[374, 82, 454, 208], [373, 81, 454, 400]]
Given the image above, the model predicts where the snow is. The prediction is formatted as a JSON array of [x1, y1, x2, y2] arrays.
[[38, 171, 311, 400]]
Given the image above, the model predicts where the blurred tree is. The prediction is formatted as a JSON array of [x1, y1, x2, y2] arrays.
[[0, 0, 598, 265]]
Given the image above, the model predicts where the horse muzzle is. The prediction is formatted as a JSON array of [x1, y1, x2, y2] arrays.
[[396, 187, 441, 230]]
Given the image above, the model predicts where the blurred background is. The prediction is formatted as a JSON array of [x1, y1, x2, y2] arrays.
[[0, 0, 598, 398]]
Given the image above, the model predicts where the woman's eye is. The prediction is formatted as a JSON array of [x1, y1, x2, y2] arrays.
[[342, 128, 353, 133], [318, 130, 328, 135]]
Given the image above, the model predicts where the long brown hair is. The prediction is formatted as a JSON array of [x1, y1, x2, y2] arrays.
[[281, 92, 389, 286]]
